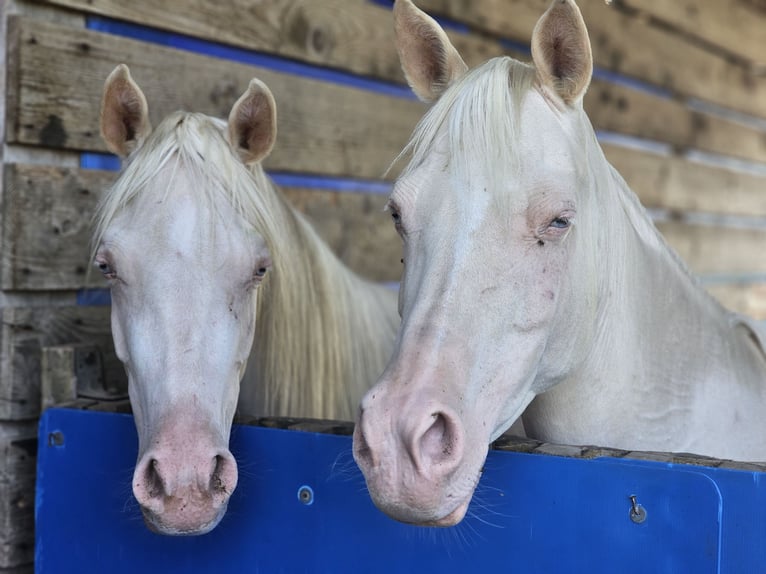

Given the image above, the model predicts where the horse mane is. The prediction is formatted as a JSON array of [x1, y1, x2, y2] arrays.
[[245, 166, 399, 420], [93, 111, 398, 421]]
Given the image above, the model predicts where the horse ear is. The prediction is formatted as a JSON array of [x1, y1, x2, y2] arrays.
[[227, 78, 277, 164], [393, 0, 468, 103], [100, 64, 152, 157], [531, 0, 593, 105]]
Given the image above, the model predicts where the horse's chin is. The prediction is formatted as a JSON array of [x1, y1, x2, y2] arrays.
[[419, 498, 472, 527], [371, 489, 473, 528], [141, 504, 228, 537]]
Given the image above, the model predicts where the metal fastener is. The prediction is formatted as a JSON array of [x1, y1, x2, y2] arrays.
[[48, 431, 65, 447], [629, 494, 647, 524], [297, 485, 314, 506]]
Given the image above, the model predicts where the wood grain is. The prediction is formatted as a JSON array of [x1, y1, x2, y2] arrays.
[[0, 420, 37, 568], [2, 164, 401, 291], [0, 305, 123, 420], [617, 0, 766, 67], [38, 0, 521, 82], [603, 144, 766, 217], [707, 283, 766, 321], [7, 162, 766, 320], [6, 16, 425, 179], [19, 7, 766, 163], [656, 221, 766, 275], [417, 0, 766, 119]]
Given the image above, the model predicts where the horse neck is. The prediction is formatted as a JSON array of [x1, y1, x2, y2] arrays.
[[528, 148, 764, 447], [245, 178, 398, 420], [600, 163, 733, 360]]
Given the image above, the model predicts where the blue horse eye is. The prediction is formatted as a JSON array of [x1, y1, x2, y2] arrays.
[[551, 217, 570, 229]]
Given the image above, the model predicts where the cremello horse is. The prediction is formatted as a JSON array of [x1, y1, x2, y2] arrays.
[[353, 0, 766, 527], [95, 65, 398, 535]]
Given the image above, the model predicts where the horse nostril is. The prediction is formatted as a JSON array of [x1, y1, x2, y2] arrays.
[[145, 458, 164, 498], [352, 410, 377, 469], [210, 451, 238, 495], [417, 411, 463, 471], [134, 456, 166, 505], [211, 455, 224, 491]]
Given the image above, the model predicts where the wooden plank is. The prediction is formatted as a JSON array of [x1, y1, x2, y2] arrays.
[[617, 0, 766, 67], [5, 16, 425, 179], [657, 221, 766, 276], [7, 141, 766, 289], [0, 305, 124, 420], [602, 144, 766, 217], [706, 283, 766, 321], [12, 9, 766, 164], [0, 420, 37, 569], [1, 164, 101, 290], [41, 344, 122, 410], [2, 163, 401, 291], [586, 82, 766, 165], [416, 0, 766, 119], [37, 0, 521, 84]]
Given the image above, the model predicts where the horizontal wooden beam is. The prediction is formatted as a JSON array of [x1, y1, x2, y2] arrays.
[[417, 0, 766, 120], [602, 144, 766, 217], [8, 156, 766, 291], [706, 283, 766, 321], [5, 17, 424, 179], [657, 221, 766, 276], [1, 164, 402, 291], [27, 4, 766, 164], [617, 0, 766, 68], [6, 163, 766, 320]]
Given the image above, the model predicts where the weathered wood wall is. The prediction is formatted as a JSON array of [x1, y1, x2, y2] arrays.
[[1, 0, 765, 569]]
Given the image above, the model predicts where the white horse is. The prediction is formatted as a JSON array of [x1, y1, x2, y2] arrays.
[[94, 65, 398, 535], [353, 0, 766, 527]]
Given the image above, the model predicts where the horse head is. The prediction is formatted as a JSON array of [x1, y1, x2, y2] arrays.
[[354, 0, 598, 526], [95, 65, 276, 535]]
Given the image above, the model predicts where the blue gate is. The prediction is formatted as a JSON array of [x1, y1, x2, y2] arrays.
[[36, 408, 766, 573]]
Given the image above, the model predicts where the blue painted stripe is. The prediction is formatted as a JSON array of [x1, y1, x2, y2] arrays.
[[81, 152, 120, 171], [367, 0, 470, 33], [77, 288, 112, 306], [80, 152, 392, 194], [592, 67, 673, 99], [270, 172, 392, 195], [499, 38, 532, 56], [86, 16, 415, 101]]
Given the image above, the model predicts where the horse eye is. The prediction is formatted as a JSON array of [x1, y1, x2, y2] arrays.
[[255, 267, 268, 277], [390, 210, 401, 224], [550, 217, 570, 229], [96, 261, 116, 278]]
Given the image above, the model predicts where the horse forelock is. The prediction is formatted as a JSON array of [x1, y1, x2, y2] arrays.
[[397, 58, 536, 202], [92, 111, 268, 254]]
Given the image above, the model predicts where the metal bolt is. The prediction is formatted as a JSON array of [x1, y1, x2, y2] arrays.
[[297, 485, 314, 506], [48, 431, 65, 447], [629, 494, 647, 524]]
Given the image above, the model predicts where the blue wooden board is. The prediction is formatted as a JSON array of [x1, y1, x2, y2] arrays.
[[36, 408, 766, 573]]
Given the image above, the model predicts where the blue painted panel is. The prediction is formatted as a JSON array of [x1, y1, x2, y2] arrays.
[[36, 409, 766, 573]]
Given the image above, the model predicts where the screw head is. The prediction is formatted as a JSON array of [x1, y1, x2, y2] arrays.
[[48, 431, 65, 447], [297, 485, 314, 506]]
